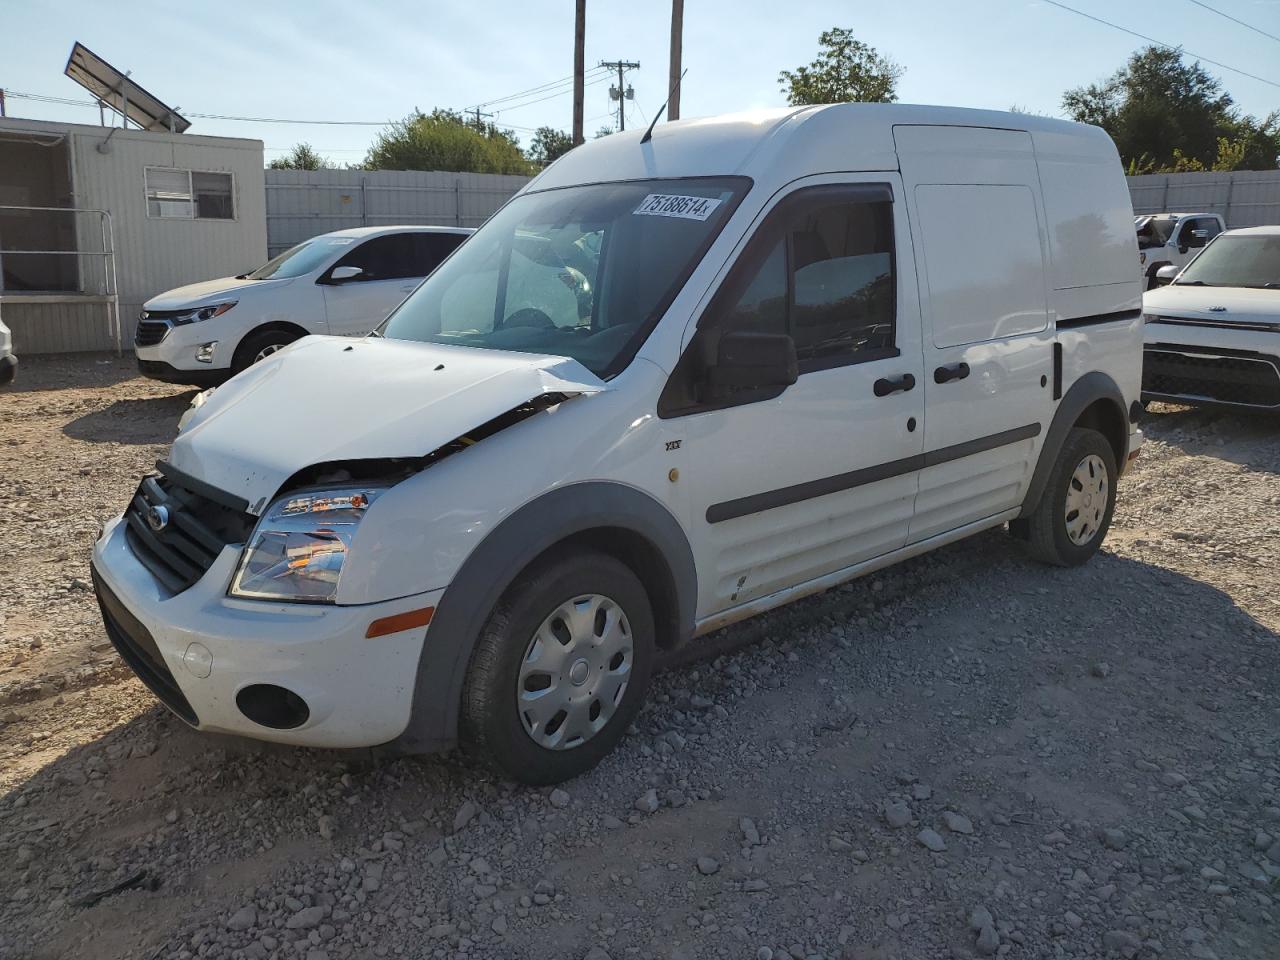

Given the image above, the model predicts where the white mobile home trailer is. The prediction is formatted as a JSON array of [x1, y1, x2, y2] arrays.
[[0, 116, 266, 353]]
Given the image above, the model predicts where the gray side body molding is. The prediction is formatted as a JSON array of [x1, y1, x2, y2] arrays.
[[388, 481, 697, 755], [1018, 370, 1128, 518]]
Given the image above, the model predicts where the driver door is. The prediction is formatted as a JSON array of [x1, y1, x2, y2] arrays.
[[321, 233, 424, 335]]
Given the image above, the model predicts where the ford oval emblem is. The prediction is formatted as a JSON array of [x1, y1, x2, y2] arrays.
[[1209, 306, 1227, 312], [146, 504, 170, 532]]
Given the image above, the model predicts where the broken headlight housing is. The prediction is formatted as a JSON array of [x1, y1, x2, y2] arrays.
[[229, 487, 387, 603]]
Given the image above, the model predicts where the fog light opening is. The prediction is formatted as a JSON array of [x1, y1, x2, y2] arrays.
[[195, 341, 218, 364], [236, 684, 310, 729]]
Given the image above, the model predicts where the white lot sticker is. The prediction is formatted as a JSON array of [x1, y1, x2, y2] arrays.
[[633, 193, 722, 221]]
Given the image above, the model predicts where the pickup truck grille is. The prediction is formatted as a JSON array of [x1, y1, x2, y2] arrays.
[[123, 464, 255, 593], [1143, 347, 1280, 409]]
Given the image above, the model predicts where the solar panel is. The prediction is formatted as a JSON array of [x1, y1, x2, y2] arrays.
[[64, 42, 190, 133]]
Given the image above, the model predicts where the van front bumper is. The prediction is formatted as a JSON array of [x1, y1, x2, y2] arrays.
[[90, 516, 442, 748]]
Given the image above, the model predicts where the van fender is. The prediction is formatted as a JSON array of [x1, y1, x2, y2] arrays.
[[1018, 371, 1128, 519], [388, 481, 697, 755]]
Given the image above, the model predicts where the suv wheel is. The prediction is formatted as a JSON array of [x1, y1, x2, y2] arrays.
[[232, 328, 301, 374], [460, 549, 654, 785], [1024, 427, 1117, 567]]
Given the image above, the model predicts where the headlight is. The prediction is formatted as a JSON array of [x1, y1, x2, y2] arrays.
[[229, 487, 386, 603], [172, 301, 237, 326]]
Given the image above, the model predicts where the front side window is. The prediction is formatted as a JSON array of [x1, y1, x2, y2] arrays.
[[1176, 234, 1280, 288], [330, 234, 428, 281], [145, 167, 235, 220], [379, 177, 748, 378]]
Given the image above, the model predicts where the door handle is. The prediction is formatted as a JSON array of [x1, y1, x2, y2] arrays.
[[873, 373, 916, 397], [933, 362, 970, 384]]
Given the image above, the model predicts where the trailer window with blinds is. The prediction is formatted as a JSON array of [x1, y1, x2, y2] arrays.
[[144, 167, 235, 220]]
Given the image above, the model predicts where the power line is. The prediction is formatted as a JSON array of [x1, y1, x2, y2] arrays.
[[470, 67, 609, 111], [1185, 0, 1280, 45], [493, 72, 611, 115], [1039, 0, 1280, 90]]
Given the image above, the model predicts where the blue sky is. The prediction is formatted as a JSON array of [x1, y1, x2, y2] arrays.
[[3, 0, 1278, 163]]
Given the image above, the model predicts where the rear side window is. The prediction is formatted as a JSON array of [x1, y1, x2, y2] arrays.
[[713, 185, 896, 371], [411, 232, 466, 272], [913, 183, 1047, 348]]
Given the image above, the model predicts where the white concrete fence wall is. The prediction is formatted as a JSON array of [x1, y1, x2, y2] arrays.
[[1128, 169, 1280, 228], [265, 169, 532, 257]]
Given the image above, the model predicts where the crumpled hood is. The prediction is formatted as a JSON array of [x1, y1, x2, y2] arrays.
[[170, 336, 608, 514], [144, 276, 291, 310], [1144, 284, 1280, 324]]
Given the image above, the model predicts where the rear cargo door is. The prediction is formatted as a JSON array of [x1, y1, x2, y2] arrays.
[[893, 125, 1054, 543]]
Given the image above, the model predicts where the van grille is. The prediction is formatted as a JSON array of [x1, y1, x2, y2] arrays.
[[123, 465, 255, 593], [1143, 347, 1280, 409]]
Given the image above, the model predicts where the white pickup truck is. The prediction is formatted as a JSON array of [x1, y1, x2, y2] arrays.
[[1136, 212, 1225, 289]]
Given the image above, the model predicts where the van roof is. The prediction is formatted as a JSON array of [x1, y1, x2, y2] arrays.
[[320, 225, 474, 240], [531, 103, 1116, 192]]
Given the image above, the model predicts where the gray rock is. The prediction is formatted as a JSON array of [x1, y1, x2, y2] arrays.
[[286, 906, 326, 930], [1103, 930, 1141, 954], [917, 828, 946, 852], [756, 949, 773, 960], [884, 800, 911, 829], [1266, 841, 1280, 863], [634, 789, 659, 814], [491, 916, 508, 935], [828, 837, 853, 852], [968, 906, 994, 932], [584, 948, 612, 960], [227, 906, 257, 932], [549, 789, 571, 809], [740, 817, 761, 845], [696, 856, 721, 876], [942, 811, 974, 835], [743, 878, 769, 892], [975, 924, 999, 956], [1101, 828, 1128, 850], [1090, 661, 1112, 678], [453, 800, 479, 832]]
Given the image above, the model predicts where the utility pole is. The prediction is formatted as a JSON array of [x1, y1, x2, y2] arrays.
[[469, 107, 494, 132], [668, 0, 683, 121], [600, 59, 639, 132], [572, 0, 586, 145]]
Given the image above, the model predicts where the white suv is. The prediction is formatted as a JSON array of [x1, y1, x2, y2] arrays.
[[0, 307, 15, 386], [135, 225, 471, 386], [1135, 212, 1225, 289], [91, 105, 1144, 784]]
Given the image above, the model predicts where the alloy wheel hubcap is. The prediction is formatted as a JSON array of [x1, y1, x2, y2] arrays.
[[517, 594, 633, 751], [1064, 453, 1108, 546], [253, 343, 284, 363]]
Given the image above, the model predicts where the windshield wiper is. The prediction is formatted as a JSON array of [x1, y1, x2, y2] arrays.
[[1176, 280, 1213, 286]]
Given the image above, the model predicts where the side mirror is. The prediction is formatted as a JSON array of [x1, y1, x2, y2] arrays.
[[1187, 229, 1209, 249], [704, 331, 798, 400], [1154, 264, 1180, 286], [328, 265, 364, 283]]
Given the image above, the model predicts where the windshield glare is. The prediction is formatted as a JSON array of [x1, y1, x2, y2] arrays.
[[378, 177, 748, 377], [1176, 235, 1280, 288], [1135, 217, 1175, 250], [248, 237, 352, 280]]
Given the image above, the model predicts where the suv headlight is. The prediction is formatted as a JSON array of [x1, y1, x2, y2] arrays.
[[229, 487, 387, 603], [172, 301, 237, 326]]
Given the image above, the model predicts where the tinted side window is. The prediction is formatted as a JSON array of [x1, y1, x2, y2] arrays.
[[411, 233, 466, 275], [721, 239, 787, 336], [1198, 218, 1222, 241], [333, 234, 420, 280]]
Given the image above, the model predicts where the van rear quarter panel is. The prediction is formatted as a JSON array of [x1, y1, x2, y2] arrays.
[[1032, 126, 1144, 409]]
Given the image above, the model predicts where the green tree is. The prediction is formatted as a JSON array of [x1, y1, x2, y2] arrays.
[[268, 143, 328, 170], [778, 27, 903, 105], [364, 109, 533, 174], [594, 125, 616, 139], [528, 126, 574, 166], [1063, 46, 1280, 172]]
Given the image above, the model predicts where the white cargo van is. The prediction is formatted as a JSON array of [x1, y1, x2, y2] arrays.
[[91, 105, 1144, 784]]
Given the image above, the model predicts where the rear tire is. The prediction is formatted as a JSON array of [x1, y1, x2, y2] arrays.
[[231, 328, 302, 375], [460, 549, 655, 785], [1024, 427, 1117, 567]]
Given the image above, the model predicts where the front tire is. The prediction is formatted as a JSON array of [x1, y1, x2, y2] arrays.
[[1024, 427, 1117, 567], [231, 328, 302, 375], [460, 549, 655, 785]]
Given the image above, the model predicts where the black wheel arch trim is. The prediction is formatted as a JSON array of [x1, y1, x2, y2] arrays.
[[1018, 370, 1128, 519], [387, 481, 697, 755]]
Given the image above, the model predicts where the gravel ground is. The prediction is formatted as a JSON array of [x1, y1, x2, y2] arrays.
[[1, 355, 1277, 960]]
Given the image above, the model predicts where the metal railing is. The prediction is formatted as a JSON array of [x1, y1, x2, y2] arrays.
[[0, 204, 122, 354]]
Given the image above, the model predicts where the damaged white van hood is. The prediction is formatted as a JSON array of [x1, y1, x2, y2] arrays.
[[169, 336, 607, 514]]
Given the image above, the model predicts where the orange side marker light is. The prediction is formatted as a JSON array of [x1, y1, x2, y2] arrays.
[[366, 606, 435, 639]]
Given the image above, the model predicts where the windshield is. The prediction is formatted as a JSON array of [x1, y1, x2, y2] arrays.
[[248, 237, 353, 280], [1176, 235, 1280, 288], [378, 177, 749, 377], [1135, 217, 1176, 250]]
